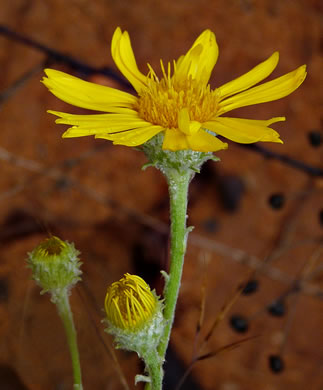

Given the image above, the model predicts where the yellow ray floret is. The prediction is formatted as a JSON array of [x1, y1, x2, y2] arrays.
[[42, 27, 307, 152], [43, 69, 136, 111]]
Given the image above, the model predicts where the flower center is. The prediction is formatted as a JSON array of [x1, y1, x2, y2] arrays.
[[136, 62, 219, 129], [35, 236, 67, 259]]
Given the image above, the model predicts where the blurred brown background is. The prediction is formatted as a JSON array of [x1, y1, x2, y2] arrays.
[[0, 0, 322, 389]]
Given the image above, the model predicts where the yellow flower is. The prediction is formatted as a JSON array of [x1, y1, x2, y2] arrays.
[[42, 28, 306, 152], [105, 273, 157, 330]]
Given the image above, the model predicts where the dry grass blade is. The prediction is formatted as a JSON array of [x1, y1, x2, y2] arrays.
[[176, 275, 249, 390], [192, 254, 210, 358], [196, 335, 260, 362], [197, 270, 207, 334], [0, 61, 46, 106], [203, 282, 244, 345], [175, 336, 259, 390]]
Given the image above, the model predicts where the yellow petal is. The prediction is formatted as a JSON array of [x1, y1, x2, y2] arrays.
[[57, 107, 135, 115], [175, 30, 218, 85], [162, 128, 227, 152], [178, 108, 190, 134], [62, 128, 99, 137], [48, 110, 139, 126], [217, 65, 307, 115], [162, 128, 191, 151], [111, 27, 147, 93], [42, 69, 136, 111], [186, 129, 228, 152], [178, 108, 202, 135], [59, 112, 152, 137], [62, 121, 152, 138], [203, 117, 284, 143], [217, 52, 279, 100], [97, 125, 163, 146], [176, 108, 199, 135], [222, 116, 286, 127]]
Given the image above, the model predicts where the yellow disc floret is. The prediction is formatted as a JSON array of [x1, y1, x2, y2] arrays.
[[136, 61, 219, 130], [34, 236, 68, 259], [105, 274, 157, 331]]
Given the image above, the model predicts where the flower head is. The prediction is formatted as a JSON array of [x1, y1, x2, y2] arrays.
[[43, 28, 306, 152], [103, 274, 164, 361], [27, 236, 82, 295], [105, 273, 157, 331]]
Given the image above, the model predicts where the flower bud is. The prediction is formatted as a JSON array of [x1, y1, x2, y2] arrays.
[[104, 274, 164, 358], [27, 236, 82, 296]]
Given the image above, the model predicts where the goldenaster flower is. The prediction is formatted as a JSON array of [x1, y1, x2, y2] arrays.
[[43, 28, 306, 152]]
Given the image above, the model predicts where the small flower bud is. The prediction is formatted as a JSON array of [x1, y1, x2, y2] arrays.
[[105, 274, 156, 330], [27, 236, 82, 296], [104, 274, 164, 358]]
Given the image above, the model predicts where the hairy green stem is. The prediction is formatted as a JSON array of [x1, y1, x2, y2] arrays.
[[144, 349, 163, 390], [55, 290, 83, 390], [158, 169, 192, 359]]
